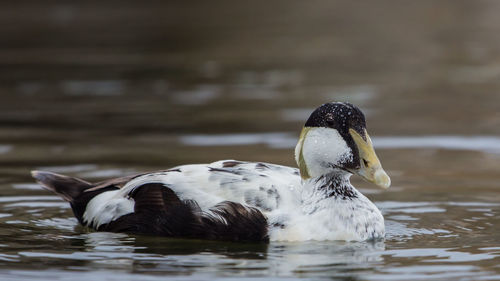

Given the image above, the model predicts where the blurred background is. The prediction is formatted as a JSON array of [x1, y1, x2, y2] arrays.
[[0, 1, 500, 280], [0, 0, 499, 191]]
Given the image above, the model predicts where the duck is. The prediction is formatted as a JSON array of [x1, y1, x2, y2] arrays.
[[32, 102, 390, 242]]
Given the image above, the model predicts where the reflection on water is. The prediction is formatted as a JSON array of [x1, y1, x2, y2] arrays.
[[1, 0, 500, 280], [179, 133, 296, 148], [179, 133, 500, 154], [373, 136, 500, 153]]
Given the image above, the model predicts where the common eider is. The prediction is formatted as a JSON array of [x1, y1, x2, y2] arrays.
[[32, 102, 390, 242]]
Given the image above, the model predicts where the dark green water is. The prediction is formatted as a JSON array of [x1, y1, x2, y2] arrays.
[[0, 1, 500, 280]]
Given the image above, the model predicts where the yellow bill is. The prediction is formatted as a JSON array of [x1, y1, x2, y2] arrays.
[[349, 128, 391, 189]]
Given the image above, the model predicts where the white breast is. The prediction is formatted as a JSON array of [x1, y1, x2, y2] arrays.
[[269, 193, 384, 241]]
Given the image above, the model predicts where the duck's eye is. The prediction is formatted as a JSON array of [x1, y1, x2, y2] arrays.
[[362, 159, 369, 167]]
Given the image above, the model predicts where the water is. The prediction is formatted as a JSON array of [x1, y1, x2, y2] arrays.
[[1, 1, 500, 280]]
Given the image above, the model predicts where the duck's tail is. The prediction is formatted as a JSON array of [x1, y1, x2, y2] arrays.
[[31, 170, 93, 202]]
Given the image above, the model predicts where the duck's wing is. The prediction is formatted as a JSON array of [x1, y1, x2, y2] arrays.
[[33, 160, 301, 242], [119, 160, 303, 213]]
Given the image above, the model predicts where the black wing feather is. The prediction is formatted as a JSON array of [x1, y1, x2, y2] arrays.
[[101, 183, 269, 242]]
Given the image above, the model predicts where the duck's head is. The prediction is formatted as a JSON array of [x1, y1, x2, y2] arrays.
[[295, 102, 390, 189]]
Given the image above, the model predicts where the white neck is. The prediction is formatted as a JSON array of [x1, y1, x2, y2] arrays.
[[302, 171, 355, 199]]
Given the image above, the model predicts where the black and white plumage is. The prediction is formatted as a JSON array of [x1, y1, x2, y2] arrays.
[[32, 102, 391, 242]]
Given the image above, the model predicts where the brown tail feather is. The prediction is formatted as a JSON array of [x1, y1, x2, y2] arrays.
[[31, 170, 92, 202]]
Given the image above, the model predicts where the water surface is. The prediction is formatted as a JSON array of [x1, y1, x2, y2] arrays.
[[1, 1, 500, 280]]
